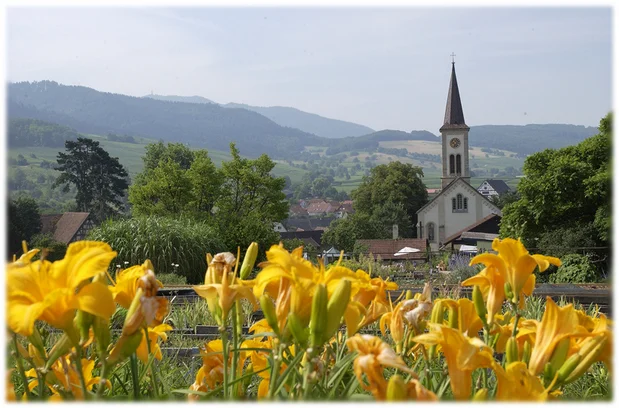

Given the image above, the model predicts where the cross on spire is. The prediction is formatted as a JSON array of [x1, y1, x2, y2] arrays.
[[450, 52, 456, 64]]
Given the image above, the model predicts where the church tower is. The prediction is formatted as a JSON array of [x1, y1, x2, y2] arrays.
[[440, 61, 470, 188]]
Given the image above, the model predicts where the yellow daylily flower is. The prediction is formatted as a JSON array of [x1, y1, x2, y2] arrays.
[[12, 241, 40, 266], [110, 260, 159, 309], [413, 324, 494, 400], [135, 324, 173, 364], [6, 241, 117, 337], [466, 238, 561, 308], [528, 297, 585, 375], [461, 263, 505, 325], [386, 375, 438, 401], [6, 370, 16, 401], [346, 334, 415, 400], [439, 297, 483, 338], [26, 355, 110, 400], [189, 340, 225, 400], [253, 244, 363, 334], [494, 361, 556, 401], [193, 252, 257, 323]]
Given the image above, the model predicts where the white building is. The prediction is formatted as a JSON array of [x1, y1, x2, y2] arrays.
[[477, 179, 511, 197], [416, 61, 502, 251]]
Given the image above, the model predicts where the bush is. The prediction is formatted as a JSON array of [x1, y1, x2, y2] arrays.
[[29, 233, 67, 262], [88, 216, 226, 284], [549, 254, 599, 284]]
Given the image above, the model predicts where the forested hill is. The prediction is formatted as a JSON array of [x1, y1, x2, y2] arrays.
[[145, 94, 375, 138], [8, 81, 322, 158], [469, 124, 598, 155], [8, 117, 80, 148]]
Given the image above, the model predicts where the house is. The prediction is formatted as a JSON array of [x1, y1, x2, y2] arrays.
[[477, 180, 511, 197], [306, 200, 338, 216], [440, 214, 502, 252], [335, 200, 354, 219], [355, 238, 428, 262], [416, 61, 502, 251], [288, 204, 309, 217], [284, 216, 335, 232], [273, 222, 287, 233], [41, 212, 95, 244], [279, 230, 324, 250]]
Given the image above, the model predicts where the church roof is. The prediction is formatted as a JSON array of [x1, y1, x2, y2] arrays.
[[440, 63, 469, 132], [441, 214, 502, 246], [416, 177, 502, 216]]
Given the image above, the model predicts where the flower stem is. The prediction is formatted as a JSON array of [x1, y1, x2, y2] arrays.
[[220, 325, 229, 400], [231, 303, 240, 399], [269, 342, 283, 400], [12, 336, 33, 401], [129, 354, 140, 400], [143, 328, 160, 399], [95, 362, 109, 400], [73, 346, 90, 400]]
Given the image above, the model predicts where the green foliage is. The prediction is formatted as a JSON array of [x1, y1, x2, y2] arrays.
[[352, 161, 428, 233], [322, 213, 379, 253], [156, 273, 188, 286], [500, 113, 611, 247], [7, 195, 42, 258], [8, 118, 79, 148], [87, 216, 226, 284], [548, 254, 599, 284], [489, 190, 520, 210], [28, 233, 68, 262], [54, 137, 129, 222]]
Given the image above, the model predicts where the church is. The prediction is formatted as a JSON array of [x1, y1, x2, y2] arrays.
[[416, 61, 502, 251]]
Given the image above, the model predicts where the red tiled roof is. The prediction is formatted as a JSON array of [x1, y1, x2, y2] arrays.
[[306, 201, 334, 214], [356, 238, 428, 260]]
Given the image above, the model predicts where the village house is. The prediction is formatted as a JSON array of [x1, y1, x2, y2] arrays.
[[40, 212, 96, 244], [477, 179, 511, 197]]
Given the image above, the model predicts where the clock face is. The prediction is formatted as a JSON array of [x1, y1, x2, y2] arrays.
[[450, 138, 461, 148]]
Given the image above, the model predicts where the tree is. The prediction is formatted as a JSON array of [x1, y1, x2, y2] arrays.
[[216, 143, 288, 222], [187, 151, 224, 215], [142, 141, 195, 171], [352, 161, 428, 236], [322, 213, 381, 253], [8, 196, 42, 258], [54, 137, 129, 222], [489, 191, 521, 210], [500, 113, 611, 247]]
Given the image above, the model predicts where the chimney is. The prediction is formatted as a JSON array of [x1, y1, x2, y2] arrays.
[[392, 224, 399, 240]]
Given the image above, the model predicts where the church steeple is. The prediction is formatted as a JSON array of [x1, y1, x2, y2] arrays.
[[440, 59, 471, 188], [440, 62, 469, 132]]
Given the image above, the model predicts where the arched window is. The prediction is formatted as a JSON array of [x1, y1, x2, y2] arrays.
[[449, 155, 455, 175], [456, 154, 462, 175], [463, 197, 468, 210], [427, 223, 435, 242], [452, 197, 456, 211], [457, 194, 463, 209]]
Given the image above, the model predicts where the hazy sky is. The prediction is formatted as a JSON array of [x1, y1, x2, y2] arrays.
[[6, 7, 612, 133]]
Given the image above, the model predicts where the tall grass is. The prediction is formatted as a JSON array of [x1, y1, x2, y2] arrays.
[[88, 216, 226, 284]]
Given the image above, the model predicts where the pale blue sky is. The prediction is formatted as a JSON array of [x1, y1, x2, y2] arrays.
[[6, 7, 612, 132]]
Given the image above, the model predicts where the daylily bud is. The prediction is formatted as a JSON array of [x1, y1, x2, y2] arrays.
[[45, 334, 72, 370], [405, 290, 413, 300], [27, 328, 46, 357], [447, 306, 458, 329], [259, 295, 281, 337], [522, 341, 532, 365], [386, 374, 407, 401], [556, 353, 582, 384], [75, 310, 94, 345], [506, 337, 518, 365], [504, 282, 514, 302], [564, 336, 608, 384], [287, 312, 309, 347], [472, 285, 487, 324], [309, 284, 328, 348], [549, 337, 570, 373], [323, 280, 352, 342], [543, 362, 556, 386], [93, 316, 111, 357], [28, 344, 45, 367], [240, 242, 258, 279], [123, 288, 145, 336], [473, 388, 488, 401], [430, 300, 444, 324], [107, 331, 143, 366]]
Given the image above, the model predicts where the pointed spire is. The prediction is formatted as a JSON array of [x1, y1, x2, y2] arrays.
[[440, 62, 469, 131]]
